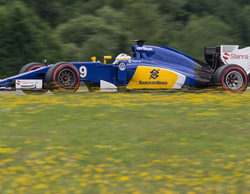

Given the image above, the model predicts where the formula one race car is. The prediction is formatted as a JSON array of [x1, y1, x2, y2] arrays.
[[0, 40, 249, 94]]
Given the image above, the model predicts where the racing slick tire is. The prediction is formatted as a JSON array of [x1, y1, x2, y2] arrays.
[[19, 62, 48, 94], [19, 62, 44, 74], [45, 62, 80, 93], [214, 65, 248, 93], [248, 74, 250, 86]]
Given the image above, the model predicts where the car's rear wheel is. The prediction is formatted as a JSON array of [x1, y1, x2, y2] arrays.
[[221, 66, 248, 93], [45, 62, 80, 93], [19, 62, 48, 94]]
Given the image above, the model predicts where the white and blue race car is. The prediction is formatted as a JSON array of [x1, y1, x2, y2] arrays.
[[0, 40, 249, 94]]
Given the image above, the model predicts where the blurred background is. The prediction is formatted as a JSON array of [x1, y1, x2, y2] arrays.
[[0, 0, 250, 77]]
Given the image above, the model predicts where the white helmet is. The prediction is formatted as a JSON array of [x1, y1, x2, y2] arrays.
[[113, 53, 131, 64]]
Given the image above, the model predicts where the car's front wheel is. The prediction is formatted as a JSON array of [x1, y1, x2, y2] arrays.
[[45, 62, 80, 93]]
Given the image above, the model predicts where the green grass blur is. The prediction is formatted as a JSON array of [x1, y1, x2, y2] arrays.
[[0, 89, 249, 193]]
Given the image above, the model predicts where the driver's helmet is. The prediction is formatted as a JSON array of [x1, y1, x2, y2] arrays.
[[113, 53, 131, 64]]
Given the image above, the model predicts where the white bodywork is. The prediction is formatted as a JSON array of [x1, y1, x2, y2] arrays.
[[221, 45, 250, 74], [173, 73, 186, 89], [100, 80, 118, 92]]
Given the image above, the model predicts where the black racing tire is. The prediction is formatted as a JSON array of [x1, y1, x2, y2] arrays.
[[45, 62, 80, 93], [19, 62, 48, 94], [214, 65, 248, 93], [248, 74, 250, 86], [19, 62, 44, 74]]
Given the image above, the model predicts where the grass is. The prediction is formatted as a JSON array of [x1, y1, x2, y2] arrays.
[[0, 88, 249, 193]]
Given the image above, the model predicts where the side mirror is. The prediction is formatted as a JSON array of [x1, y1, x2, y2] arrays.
[[91, 56, 97, 62], [104, 56, 112, 64]]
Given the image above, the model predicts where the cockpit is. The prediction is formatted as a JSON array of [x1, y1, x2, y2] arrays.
[[113, 53, 132, 64]]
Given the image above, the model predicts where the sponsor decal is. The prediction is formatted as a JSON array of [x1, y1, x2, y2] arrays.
[[149, 69, 159, 80], [126, 66, 179, 89], [119, 63, 127, 71], [223, 53, 230, 60], [16, 80, 21, 86], [139, 81, 168, 85], [223, 52, 249, 60], [131, 60, 142, 63], [136, 47, 153, 51], [139, 69, 167, 85], [15, 80, 43, 90], [231, 54, 249, 59]]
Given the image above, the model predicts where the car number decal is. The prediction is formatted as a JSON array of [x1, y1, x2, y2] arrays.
[[79, 66, 87, 78]]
